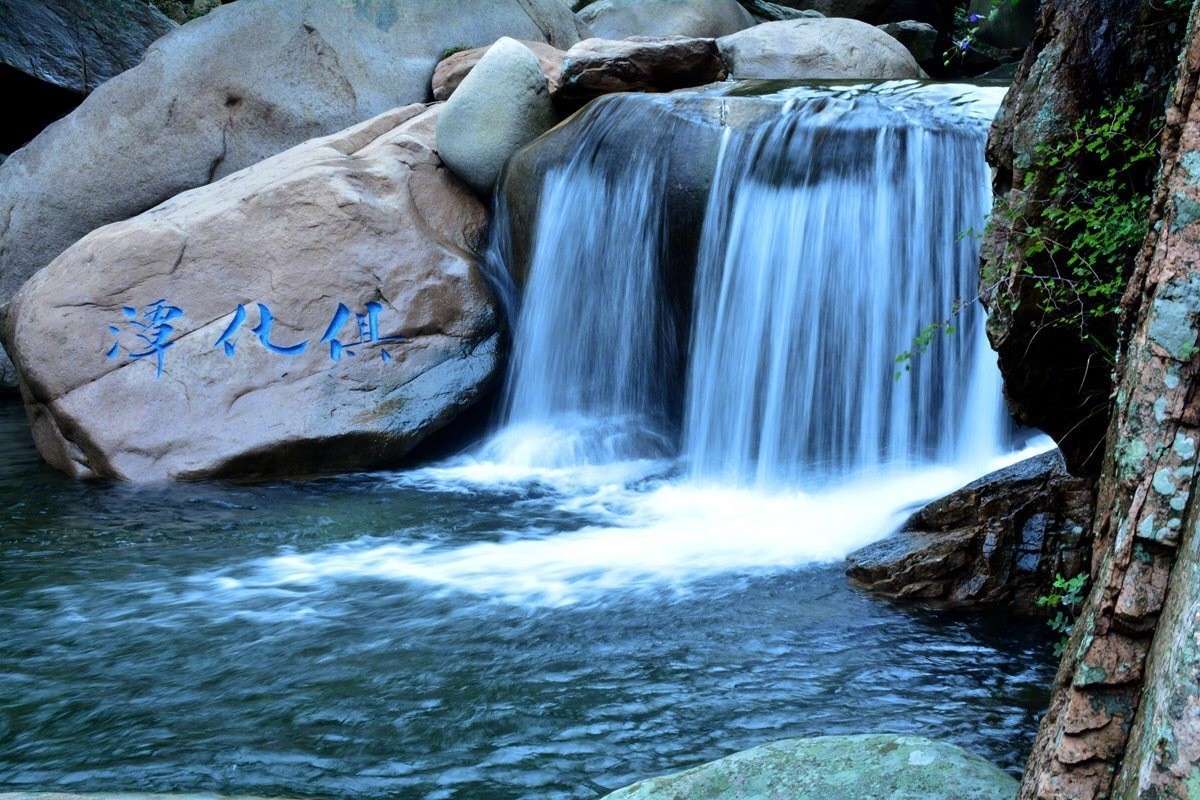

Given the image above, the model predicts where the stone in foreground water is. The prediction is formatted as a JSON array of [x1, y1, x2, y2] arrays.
[[601, 734, 1018, 799]]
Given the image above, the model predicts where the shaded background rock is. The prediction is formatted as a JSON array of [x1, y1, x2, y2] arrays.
[[579, 0, 756, 39], [557, 36, 728, 110], [436, 38, 558, 195], [980, 0, 1188, 475], [738, 1, 823, 22], [878, 20, 938, 71], [0, 0, 176, 154], [847, 450, 1095, 613], [717, 17, 926, 80], [601, 735, 1017, 800], [2, 105, 500, 482], [0, 0, 587, 388], [433, 40, 567, 102]]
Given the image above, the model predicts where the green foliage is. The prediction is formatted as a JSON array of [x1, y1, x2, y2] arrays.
[[991, 88, 1161, 363], [149, 0, 220, 23], [440, 44, 472, 61], [944, 0, 1019, 66], [1036, 572, 1089, 657], [894, 301, 962, 380]]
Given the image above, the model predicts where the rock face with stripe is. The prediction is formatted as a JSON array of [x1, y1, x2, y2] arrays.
[[1, 104, 500, 481]]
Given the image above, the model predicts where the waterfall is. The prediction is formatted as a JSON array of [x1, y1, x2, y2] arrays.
[[685, 88, 1006, 488], [479, 96, 681, 469], [481, 81, 1014, 489]]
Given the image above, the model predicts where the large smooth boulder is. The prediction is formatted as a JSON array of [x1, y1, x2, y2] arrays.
[[0, 0, 587, 387], [557, 36, 729, 108], [580, 0, 755, 39], [1, 104, 500, 482], [432, 41, 568, 101], [847, 450, 1096, 612], [717, 17, 926, 79], [436, 38, 557, 195], [601, 735, 1018, 799]]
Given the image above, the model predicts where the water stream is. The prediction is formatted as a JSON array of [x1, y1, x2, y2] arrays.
[[0, 81, 1056, 799]]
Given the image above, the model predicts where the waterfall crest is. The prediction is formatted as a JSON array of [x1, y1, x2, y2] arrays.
[[685, 87, 1006, 487], [482, 81, 1014, 489]]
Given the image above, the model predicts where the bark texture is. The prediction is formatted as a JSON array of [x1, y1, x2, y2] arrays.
[[981, 0, 1189, 475], [1019, 5, 1200, 797]]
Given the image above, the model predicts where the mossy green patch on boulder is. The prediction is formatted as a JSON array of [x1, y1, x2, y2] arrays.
[[600, 734, 1018, 799]]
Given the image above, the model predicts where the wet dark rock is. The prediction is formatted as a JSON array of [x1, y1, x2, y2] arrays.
[[847, 450, 1095, 612], [557, 36, 729, 110], [878, 21, 938, 69]]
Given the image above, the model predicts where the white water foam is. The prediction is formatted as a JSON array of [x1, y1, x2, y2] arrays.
[[205, 440, 1052, 607]]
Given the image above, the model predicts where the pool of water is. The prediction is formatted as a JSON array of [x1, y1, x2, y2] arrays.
[[0, 398, 1054, 799]]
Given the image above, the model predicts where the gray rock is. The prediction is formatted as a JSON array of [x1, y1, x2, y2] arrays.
[[557, 36, 729, 108], [878, 20, 939, 66], [0, 0, 176, 93], [580, 0, 756, 39], [601, 734, 1019, 799], [2, 105, 500, 482], [846, 450, 1096, 612], [738, 1, 824, 22], [436, 38, 558, 195], [767, 0, 891, 20], [0, 0, 586, 384], [433, 41, 568, 102], [717, 17, 926, 80]]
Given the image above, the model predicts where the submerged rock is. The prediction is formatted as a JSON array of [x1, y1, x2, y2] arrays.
[[2, 105, 500, 482], [557, 36, 729, 108], [600, 734, 1018, 799], [847, 450, 1095, 612], [717, 18, 926, 80], [0, 0, 586, 387], [580, 0, 756, 39], [437, 38, 558, 195], [433, 41, 568, 102]]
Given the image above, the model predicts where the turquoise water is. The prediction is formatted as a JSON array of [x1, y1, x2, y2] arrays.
[[0, 398, 1055, 799]]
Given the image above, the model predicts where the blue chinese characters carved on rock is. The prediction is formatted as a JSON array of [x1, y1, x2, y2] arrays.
[[106, 300, 407, 378]]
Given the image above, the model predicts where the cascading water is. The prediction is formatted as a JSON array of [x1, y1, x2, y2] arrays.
[[478, 97, 681, 469], [264, 82, 1045, 603], [484, 82, 1015, 485], [685, 86, 1008, 488]]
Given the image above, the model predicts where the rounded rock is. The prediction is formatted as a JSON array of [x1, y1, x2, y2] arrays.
[[436, 37, 558, 195]]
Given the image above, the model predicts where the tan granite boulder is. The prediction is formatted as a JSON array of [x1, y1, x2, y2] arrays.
[[2, 105, 500, 481], [0, 0, 587, 386]]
